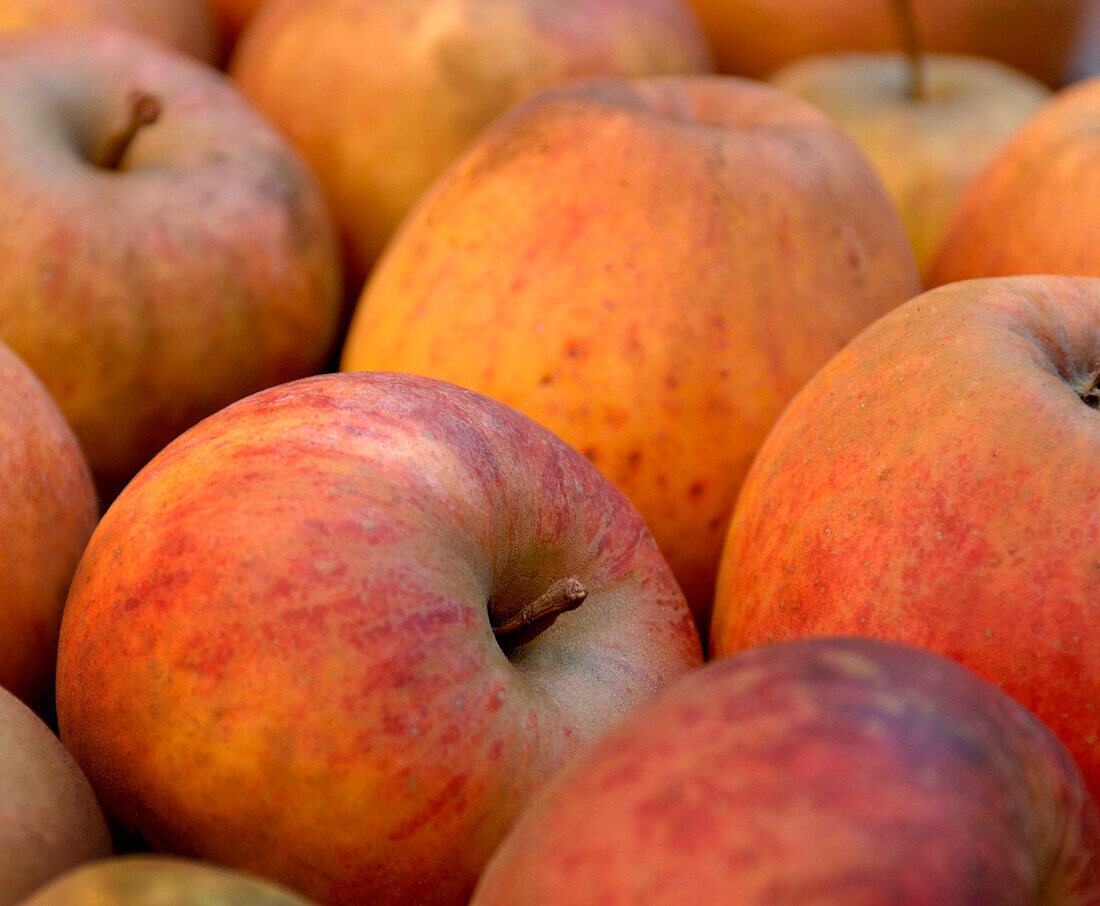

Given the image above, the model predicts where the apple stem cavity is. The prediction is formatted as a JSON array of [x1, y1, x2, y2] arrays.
[[491, 576, 588, 650], [95, 90, 162, 171], [1081, 368, 1100, 408], [891, 0, 925, 100]]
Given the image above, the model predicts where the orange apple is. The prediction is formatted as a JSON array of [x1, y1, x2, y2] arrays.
[[1, 686, 113, 906], [55, 371, 703, 906], [929, 73, 1100, 285], [710, 275, 1100, 801], [0, 0, 219, 62], [770, 51, 1050, 281], [17, 857, 319, 906], [0, 339, 96, 711], [228, 0, 713, 287], [0, 27, 343, 501], [471, 637, 1100, 905], [339, 74, 921, 632], [683, 0, 1093, 86]]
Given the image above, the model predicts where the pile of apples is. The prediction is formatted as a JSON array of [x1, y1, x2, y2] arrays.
[[1, 0, 1098, 904]]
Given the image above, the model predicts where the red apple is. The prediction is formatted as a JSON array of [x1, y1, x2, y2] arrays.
[[339, 73, 922, 633], [17, 856, 320, 906], [710, 275, 1100, 801], [0, 0, 220, 62], [54, 370, 704, 906], [0, 339, 97, 711], [228, 0, 714, 286], [1, 685, 113, 906], [0, 27, 343, 501], [470, 636, 1100, 905]]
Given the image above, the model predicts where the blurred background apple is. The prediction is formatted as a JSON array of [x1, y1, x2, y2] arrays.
[[0, 339, 96, 712], [0, 27, 343, 501], [770, 50, 1049, 282], [228, 0, 714, 289], [681, 0, 1095, 87], [0, 0, 220, 62], [1, 686, 113, 906], [929, 72, 1100, 284], [16, 857, 321, 906]]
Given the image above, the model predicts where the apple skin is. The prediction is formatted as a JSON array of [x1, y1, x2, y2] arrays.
[[206, 0, 266, 49], [710, 275, 1100, 802], [769, 51, 1050, 282], [339, 73, 922, 633], [16, 857, 320, 906], [0, 686, 113, 906], [0, 27, 343, 501], [0, 0, 219, 62], [929, 74, 1100, 286], [683, 0, 1092, 87], [470, 636, 1100, 905], [0, 339, 97, 711], [54, 370, 704, 906], [228, 0, 713, 286]]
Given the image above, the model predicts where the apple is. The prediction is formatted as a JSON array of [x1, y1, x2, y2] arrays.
[[227, 0, 714, 287], [1066, 0, 1100, 81], [338, 73, 922, 633], [207, 0, 266, 52], [769, 51, 1050, 282], [16, 856, 319, 906], [54, 370, 704, 906], [682, 0, 1093, 87], [0, 27, 343, 502], [470, 636, 1100, 905], [0, 338, 97, 711], [710, 275, 1100, 801], [928, 73, 1100, 285], [0, 0, 220, 62], [1, 685, 113, 906]]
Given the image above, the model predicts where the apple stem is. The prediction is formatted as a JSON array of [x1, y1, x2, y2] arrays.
[[1082, 368, 1100, 408], [891, 0, 925, 99], [491, 576, 588, 649], [95, 90, 162, 171]]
